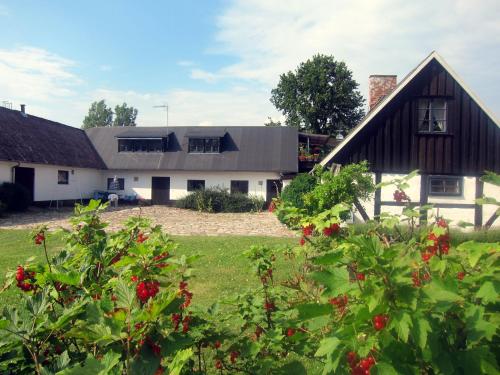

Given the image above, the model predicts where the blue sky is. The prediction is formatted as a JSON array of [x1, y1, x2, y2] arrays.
[[0, 0, 499, 127]]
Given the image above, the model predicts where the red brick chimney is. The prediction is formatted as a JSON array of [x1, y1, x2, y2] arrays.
[[368, 75, 397, 110]]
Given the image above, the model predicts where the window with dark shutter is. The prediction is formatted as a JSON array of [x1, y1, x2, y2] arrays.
[[230, 180, 249, 195], [187, 180, 205, 192], [418, 99, 447, 133], [188, 138, 220, 153]]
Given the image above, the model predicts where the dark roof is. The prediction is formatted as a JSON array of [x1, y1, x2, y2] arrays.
[[116, 128, 171, 138], [86, 126, 298, 173], [0, 106, 106, 169]]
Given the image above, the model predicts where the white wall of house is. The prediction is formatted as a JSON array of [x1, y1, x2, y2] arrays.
[[102, 170, 282, 200], [354, 173, 500, 228], [0, 161, 103, 202]]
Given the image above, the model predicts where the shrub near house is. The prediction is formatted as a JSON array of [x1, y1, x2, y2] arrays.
[[0, 182, 498, 374]]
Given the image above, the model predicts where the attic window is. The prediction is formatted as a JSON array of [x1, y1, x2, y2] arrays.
[[118, 138, 165, 152], [418, 99, 447, 133], [188, 138, 220, 153]]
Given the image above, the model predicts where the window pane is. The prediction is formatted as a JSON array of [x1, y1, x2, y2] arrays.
[[205, 138, 220, 153], [187, 180, 205, 191], [189, 138, 204, 153], [418, 99, 430, 110], [444, 179, 459, 194], [231, 180, 249, 194], [108, 178, 124, 190], [430, 179, 444, 193], [432, 98, 446, 110], [418, 109, 430, 131], [58, 170, 69, 184]]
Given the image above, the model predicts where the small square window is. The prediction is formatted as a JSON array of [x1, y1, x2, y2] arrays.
[[187, 180, 205, 192], [418, 99, 447, 133], [133, 177, 139, 182], [230, 180, 249, 195], [428, 176, 462, 196], [58, 170, 69, 185], [107, 177, 125, 190]]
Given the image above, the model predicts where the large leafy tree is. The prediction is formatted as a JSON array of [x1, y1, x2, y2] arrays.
[[270, 54, 365, 135], [113, 102, 138, 127], [82, 100, 113, 129]]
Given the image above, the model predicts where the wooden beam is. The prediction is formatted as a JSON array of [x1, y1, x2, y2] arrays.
[[374, 173, 382, 220], [381, 201, 475, 209], [419, 174, 429, 224], [354, 199, 370, 222], [485, 212, 499, 229], [474, 177, 484, 229]]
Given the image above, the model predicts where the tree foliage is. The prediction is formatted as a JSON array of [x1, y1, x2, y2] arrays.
[[270, 54, 365, 135], [114, 103, 138, 127], [82, 100, 113, 129], [82, 100, 138, 129]]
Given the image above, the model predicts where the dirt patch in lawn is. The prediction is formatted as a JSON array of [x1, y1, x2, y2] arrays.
[[0, 205, 295, 237]]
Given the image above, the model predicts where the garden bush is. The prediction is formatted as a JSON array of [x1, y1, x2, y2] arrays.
[[0, 182, 31, 212], [175, 187, 264, 213], [281, 173, 317, 210]]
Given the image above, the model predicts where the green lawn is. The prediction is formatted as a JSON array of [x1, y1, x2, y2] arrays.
[[0, 230, 297, 308]]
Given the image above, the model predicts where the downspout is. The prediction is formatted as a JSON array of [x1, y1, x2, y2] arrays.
[[11, 162, 20, 183]]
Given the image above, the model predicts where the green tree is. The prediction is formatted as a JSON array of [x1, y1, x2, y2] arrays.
[[270, 54, 365, 135], [81, 100, 113, 129], [113, 102, 138, 127]]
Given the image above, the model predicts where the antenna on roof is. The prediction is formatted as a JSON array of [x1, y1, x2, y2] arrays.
[[1, 101, 12, 109], [153, 103, 168, 128]]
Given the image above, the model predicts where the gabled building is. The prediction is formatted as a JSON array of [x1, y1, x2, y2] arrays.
[[321, 52, 500, 228], [0, 106, 297, 205]]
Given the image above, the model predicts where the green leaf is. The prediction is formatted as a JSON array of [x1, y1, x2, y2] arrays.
[[312, 252, 343, 265], [315, 336, 340, 357], [413, 318, 432, 350], [456, 241, 496, 268], [114, 279, 136, 309], [296, 303, 332, 320], [393, 312, 412, 343], [167, 348, 193, 375], [373, 362, 398, 375], [311, 268, 351, 294], [424, 279, 463, 303], [47, 271, 80, 286], [476, 281, 499, 304]]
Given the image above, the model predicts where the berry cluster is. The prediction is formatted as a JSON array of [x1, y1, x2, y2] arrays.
[[372, 314, 388, 331], [286, 327, 295, 337], [393, 190, 410, 203], [136, 280, 160, 303], [179, 281, 193, 309], [136, 232, 148, 243], [153, 251, 169, 268], [230, 351, 240, 364], [421, 222, 450, 262], [323, 223, 340, 237], [329, 295, 348, 315], [412, 270, 431, 287], [264, 299, 276, 312], [347, 351, 376, 375], [34, 232, 45, 245], [268, 201, 276, 213], [356, 272, 365, 281], [302, 224, 314, 237], [15, 266, 36, 292]]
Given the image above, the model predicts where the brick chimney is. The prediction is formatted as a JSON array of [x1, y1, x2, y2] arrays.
[[368, 75, 397, 110]]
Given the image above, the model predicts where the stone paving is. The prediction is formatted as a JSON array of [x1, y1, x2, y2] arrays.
[[0, 205, 296, 237]]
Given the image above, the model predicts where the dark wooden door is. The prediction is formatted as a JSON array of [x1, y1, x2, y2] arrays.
[[14, 166, 34, 202], [151, 177, 170, 205], [266, 179, 282, 205]]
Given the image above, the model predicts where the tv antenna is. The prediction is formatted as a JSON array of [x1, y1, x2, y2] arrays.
[[153, 103, 168, 127]]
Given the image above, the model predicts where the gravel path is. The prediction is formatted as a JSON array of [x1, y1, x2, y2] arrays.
[[0, 206, 295, 237]]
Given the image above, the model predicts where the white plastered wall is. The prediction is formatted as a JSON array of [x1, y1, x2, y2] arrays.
[[482, 181, 500, 228], [0, 161, 103, 201], [102, 170, 281, 200]]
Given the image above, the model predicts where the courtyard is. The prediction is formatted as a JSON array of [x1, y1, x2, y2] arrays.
[[0, 205, 295, 237]]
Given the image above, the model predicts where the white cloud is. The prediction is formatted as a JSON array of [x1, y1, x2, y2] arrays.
[[177, 60, 196, 67], [0, 4, 8, 16], [99, 64, 113, 72], [190, 68, 219, 83], [205, 0, 500, 115], [0, 47, 81, 102]]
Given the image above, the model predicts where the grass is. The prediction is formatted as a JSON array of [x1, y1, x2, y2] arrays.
[[0, 230, 297, 309]]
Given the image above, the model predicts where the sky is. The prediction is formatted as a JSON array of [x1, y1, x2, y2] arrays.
[[0, 0, 498, 128]]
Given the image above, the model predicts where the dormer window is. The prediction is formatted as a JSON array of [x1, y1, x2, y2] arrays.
[[118, 138, 165, 152], [418, 98, 447, 133], [188, 137, 220, 153]]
